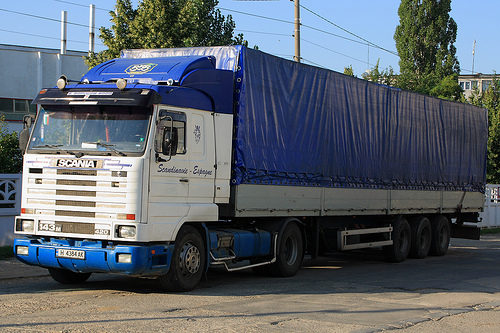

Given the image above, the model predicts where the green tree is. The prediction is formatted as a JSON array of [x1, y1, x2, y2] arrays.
[[343, 65, 355, 77], [361, 59, 395, 86], [85, 0, 246, 68], [467, 75, 500, 183], [0, 115, 23, 174], [394, 0, 459, 95], [429, 74, 463, 101]]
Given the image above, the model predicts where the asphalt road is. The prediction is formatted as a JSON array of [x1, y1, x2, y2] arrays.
[[1, 235, 499, 332]]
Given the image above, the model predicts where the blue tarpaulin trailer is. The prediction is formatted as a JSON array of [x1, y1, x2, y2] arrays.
[[14, 46, 488, 291]]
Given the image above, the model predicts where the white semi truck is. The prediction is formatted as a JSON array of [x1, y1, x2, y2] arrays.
[[14, 46, 487, 291]]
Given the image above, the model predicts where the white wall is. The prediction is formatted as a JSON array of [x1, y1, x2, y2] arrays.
[[0, 174, 21, 246], [0, 45, 88, 100]]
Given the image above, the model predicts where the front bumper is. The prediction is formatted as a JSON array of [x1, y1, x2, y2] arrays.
[[14, 238, 173, 276]]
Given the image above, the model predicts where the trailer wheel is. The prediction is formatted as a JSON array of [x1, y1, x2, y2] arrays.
[[409, 216, 432, 259], [158, 226, 205, 292], [429, 215, 450, 256], [383, 218, 411, 263], [268, 222, 304, 277], [48, 268, 91, 284]]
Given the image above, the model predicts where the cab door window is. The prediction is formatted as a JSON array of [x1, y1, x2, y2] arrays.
[[155, 110, 186, 156]]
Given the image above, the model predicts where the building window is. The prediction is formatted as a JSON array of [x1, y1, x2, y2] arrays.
[[459, 81, 464, 89], [0, 98, 36, 121], [465, 81, 470, 90], [471, 81, 478, 90], [482, 80, 492, 92]]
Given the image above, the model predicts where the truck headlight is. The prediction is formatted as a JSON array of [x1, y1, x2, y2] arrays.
[[117, 226, 136, 239], [16, 219, 35, 233]]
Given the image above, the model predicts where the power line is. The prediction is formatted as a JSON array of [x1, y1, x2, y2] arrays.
[[53, 0, 111, 12], [236, 29, 290, 37], [302, 39, 377, 68], [218, 5, 397, 56], [218, 6, 293, 25], [0, 8, 88, 28], [0, 28, 104, 47], [300, 4, 398, 57]]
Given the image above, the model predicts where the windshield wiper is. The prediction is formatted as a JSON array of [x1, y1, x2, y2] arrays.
[[82, 142, 127, 156], [32, 144, 82, 157]]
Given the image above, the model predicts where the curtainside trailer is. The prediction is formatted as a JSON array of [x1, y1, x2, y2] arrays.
[[14, 46, 487, 291]]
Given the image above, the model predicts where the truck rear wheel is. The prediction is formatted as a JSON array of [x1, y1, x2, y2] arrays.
[[383, 217, 411, 263], [409, 216, 432, 259], [48, 268, 91, 284], [429, 215, 450, 256], [158, 226, 205, 292], [268, 221, 304, 277]]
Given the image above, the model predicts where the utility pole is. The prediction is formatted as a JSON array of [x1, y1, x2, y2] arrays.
[[60, 11, 67, 55], [89, 4, 96, 54], [293, 0, 300, 62], [472, 39, 476, 74]]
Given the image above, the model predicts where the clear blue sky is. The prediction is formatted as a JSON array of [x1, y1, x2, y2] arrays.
[[0, 0, 497, 77]]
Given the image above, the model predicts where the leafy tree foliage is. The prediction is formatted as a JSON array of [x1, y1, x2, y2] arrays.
[[394, 0, 459, 95], [467, 75, 500, 183], [85, 0, 246, 68], [429, 74, 463, 101], [361, 59, 395, 86], [0, 115, 22, 174], [343, 65, 355, 77]]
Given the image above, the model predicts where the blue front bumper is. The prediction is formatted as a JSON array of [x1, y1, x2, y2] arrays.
[[14, 238, 173, 276]]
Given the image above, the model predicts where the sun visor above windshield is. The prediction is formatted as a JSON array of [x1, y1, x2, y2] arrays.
[[82, 56, 217, 84]]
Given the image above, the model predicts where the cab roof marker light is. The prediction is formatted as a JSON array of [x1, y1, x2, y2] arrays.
[[116, 78, 127, 90], [57, 75, 68, 90]]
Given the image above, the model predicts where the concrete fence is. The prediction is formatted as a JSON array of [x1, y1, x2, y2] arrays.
[[0, 174, 21, 246], [479, 184, 500, 229]]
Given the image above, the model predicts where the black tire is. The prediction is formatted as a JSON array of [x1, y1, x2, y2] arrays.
[[268, 222, 304, 277], [429, 215, 450, 256], [409, 216, 432, 259], [158, 226, 205, 292], [383, 217, 411, 263], [48, 268, 91, 284]]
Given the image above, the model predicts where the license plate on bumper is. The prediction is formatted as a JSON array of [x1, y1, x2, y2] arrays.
[[56, 249, 86, 260]]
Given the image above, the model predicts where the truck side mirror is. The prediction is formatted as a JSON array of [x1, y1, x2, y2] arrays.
[[162, 127, 178, 156], [19, 115, 34, 154]]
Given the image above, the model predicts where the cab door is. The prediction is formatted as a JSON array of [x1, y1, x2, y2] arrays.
[[148, 108, 190, 240]]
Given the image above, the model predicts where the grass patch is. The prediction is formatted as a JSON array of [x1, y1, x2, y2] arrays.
[[0, 246, 14, 260], [481, 228, 500, 235]]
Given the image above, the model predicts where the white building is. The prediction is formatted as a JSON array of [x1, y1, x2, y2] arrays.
[[0, 44, 88, 133], [458, 73, 496, 99]]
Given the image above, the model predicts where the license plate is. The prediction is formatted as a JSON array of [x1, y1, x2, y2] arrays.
[[56, 249, 86, 260]]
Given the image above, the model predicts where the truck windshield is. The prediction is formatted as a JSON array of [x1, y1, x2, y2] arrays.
[[28, 105, 152, 156]]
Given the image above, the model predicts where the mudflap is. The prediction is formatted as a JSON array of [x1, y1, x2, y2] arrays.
[[451, 224, 481, 240]]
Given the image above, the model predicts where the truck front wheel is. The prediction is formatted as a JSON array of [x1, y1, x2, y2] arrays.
[[48, 268, 91, 284], [268, 221, 304, 277], [158, 226, 205, 292]]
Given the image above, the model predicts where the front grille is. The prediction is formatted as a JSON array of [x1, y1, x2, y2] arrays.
[[57, 179, 96, 186], [56, 210, 95, 218], [57, 169, 97, 176], [56, 190, 97, 197], [39, 221, 95, 235], [56, 200, 96, 207]]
